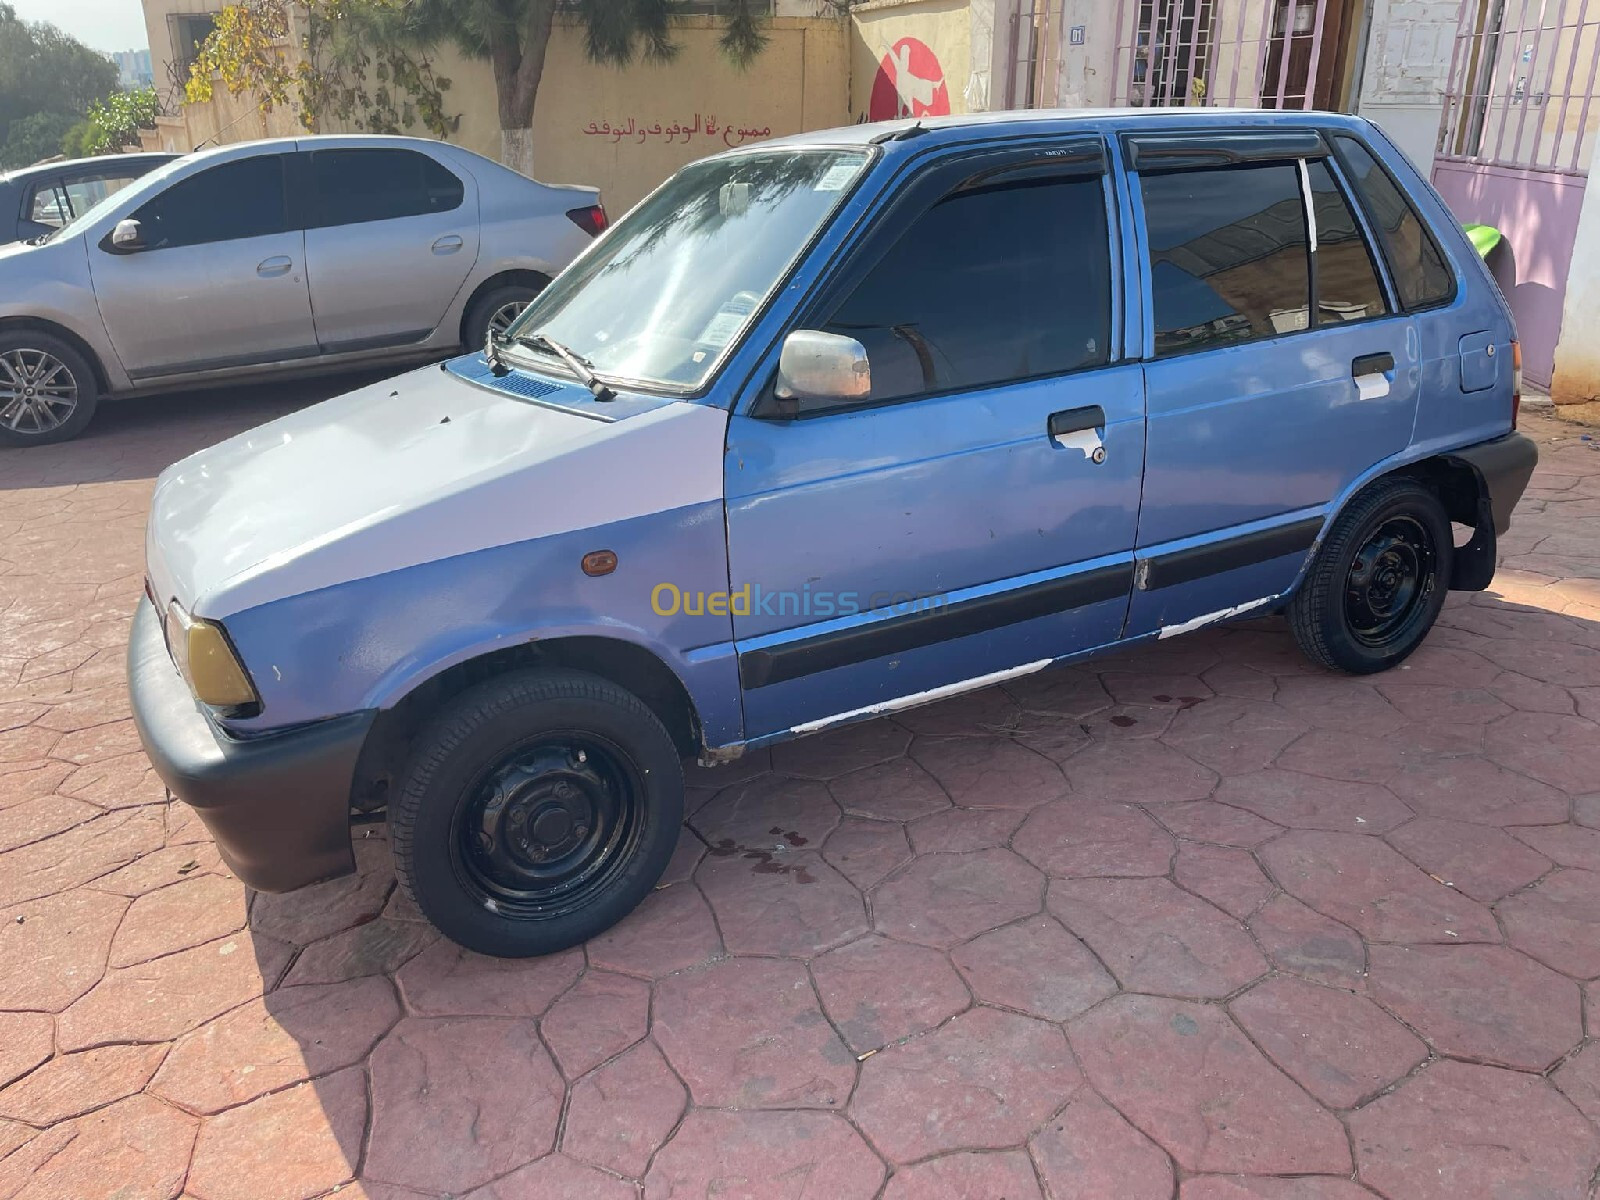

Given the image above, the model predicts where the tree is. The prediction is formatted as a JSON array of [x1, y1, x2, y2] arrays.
[[69, 87, 161, 155], [404, 0, 768, 175], [0, 2, 120, 167]]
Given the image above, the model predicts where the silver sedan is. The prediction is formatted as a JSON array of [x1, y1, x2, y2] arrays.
[[0, 134, 604, 445]]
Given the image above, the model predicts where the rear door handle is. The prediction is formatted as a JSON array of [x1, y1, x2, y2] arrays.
[[1352, 352, 1394, 376], [1048, 405, 1107, 461], [432, 234, 465, 254], [256, 256, 293, 278]]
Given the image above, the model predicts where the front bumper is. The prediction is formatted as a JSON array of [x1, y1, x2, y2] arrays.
[[127, 598, 375, 892]]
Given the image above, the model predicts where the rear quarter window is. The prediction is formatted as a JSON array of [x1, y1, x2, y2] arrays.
[[1332, 135, 1455, 311]]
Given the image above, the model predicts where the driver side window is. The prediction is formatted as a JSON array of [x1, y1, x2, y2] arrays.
[[818, 167, 1112, 408], [130, 155, 288, 251]]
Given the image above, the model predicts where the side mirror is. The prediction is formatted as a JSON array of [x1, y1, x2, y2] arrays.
[[110, 218, 145, 252], [775, 330, 871, 409]]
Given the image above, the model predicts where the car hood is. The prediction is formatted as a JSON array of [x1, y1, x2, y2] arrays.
[[146, 360, 729, 620]]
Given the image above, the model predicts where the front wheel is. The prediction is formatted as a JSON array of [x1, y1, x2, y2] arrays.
[[390, 669, 684, 957], [0, 331, 99, 447], [1289, 477, 1453, 674]]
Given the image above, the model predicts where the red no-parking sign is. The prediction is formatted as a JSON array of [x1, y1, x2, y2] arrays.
[[869, 37, 952, 122]]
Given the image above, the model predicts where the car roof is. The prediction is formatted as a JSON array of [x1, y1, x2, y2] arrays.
[[0, 151, 178, 185], [761, 107, 1378, 150]]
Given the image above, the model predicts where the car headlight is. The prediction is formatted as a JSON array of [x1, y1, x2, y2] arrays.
[[165, 602, 259, 709]]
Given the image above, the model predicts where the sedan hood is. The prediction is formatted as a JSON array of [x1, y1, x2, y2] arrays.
[[146, 361, 728, 619]]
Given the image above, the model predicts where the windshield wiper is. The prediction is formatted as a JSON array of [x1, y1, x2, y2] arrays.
[[515, 331, 616, 402]]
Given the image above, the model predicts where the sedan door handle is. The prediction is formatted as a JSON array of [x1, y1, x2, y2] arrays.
[[1048, 405, 1107, 462], [1352, 352, 1394, 376], [431, 235, 465, 255], [256, 256, 293, 278]]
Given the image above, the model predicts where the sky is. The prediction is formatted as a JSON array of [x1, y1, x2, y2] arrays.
[[11, 0, 149, 54]]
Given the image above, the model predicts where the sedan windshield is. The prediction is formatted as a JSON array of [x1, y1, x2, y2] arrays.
[[506, 147, 871, 391]]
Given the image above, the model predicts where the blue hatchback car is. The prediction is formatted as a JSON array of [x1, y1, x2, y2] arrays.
[[130, 109, 1537, 956]]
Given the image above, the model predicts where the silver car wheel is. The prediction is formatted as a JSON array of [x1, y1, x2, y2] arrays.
[[0, 348, 78, 436], [488, 301, 530, 339]]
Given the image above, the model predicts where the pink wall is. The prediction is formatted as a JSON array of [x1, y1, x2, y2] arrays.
[[1431, 161, 1587, 389]]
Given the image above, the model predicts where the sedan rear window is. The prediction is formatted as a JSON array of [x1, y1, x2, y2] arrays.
[[307, 149, 465, 227]]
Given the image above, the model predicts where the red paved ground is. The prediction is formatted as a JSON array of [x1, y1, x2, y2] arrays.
[[1, 392, 1599, 1199]]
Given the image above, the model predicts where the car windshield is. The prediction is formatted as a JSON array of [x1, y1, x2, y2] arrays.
[[45, 155, 186, 243], [505, 147, 871, 392]]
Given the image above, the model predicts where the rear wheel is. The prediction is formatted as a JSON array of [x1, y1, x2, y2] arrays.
[[1289, 477, 1452, 674], [463, 281, 547, 351], [0, 331, 98, 447], [390, 668, 683, 957]]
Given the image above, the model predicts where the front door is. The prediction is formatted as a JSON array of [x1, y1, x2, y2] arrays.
[[299, 147, 480, 354], [1125, 135, 1419, 637], [89, 154, 317, 382], [725, 141, 1145, 740]]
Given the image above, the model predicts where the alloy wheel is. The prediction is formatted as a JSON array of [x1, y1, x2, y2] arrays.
[[0, 348, 78, 436]]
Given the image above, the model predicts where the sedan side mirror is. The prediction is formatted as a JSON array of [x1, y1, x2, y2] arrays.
[[110, 218, 145, 252], [775, 330, 871, 410]]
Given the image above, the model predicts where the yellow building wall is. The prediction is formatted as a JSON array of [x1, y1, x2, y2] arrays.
[[851, 0, 974, 120]]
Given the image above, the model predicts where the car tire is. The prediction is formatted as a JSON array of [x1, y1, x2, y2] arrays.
[[463, 281, 547, 351], [1289, 476, 1453, 674], [0, 330, 99, 447], [390, 668, 684, 958]]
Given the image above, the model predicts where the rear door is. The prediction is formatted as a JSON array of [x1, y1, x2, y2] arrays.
[[1124, 130, 1419, 637], [299, 146, 480, 353]]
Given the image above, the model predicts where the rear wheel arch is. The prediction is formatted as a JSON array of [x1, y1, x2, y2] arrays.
[[457, 270, 552, 348]]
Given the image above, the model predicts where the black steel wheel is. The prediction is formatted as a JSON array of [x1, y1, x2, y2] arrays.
[[1290, 477, 1452, 674], [392, 668, 683, 957]]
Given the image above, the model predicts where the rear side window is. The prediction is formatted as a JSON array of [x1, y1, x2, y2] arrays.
[[820, 171, 1112, 406], [133, 156, 288, 249], [307, 149, 465, 228], [1333, 136, 1454, 311], [1140, 163, 1311, 357], [1305, 159, 1388, 325]]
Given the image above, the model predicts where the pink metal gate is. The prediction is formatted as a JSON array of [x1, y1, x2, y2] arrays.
[[1434, 0, 1600, 388]]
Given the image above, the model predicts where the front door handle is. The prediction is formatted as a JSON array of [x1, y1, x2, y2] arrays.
[[431, 234, 465, 254], [256, 256, 293, 278], [1352, 352, 1394, 376], [1048, 405, 1107, 462]]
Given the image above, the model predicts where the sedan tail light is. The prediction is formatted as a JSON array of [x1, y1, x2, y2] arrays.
[[566, 204, 608, 237]]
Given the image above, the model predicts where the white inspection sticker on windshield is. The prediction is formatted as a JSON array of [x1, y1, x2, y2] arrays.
[[698, 293, 756, 346], [815, 163, 859, 191]]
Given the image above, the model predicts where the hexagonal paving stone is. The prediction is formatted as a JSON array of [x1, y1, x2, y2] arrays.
[[1483, 712, 1600, 793], [0, 1042, 166, 1126], [1247, 894, 1366, 989], [394, 941, 581, 1018], [1553, 1041, 1600, 1124], [107, 873, 247, 967], [1150, 801, 1283, 847], [647, 1109, 885, 1198], [1212, 770, 1412, 834], [0, 794, 99, 854], [0, 1013, 52, 1091], [1350, 1060, 1600, 1200], [690, 775, 841, 849], [907, 806, 1026, 854], [882, 1150, 1043, 1200], [823, 817, 912, 889], [771, 718, 911, 779], [653, 957, 855, 1108], [1010, 710, 1093, 763], [539, 969, 648, 1079], [1180, 1178, 1376, 1199], [1384, 817, 1553, 902], [58, 933, 293, 1050], [1048, 877, 1267, 998], [1057, 738, 1219, 804], [0, 886, 127, 1011], [1259, 830, 1499, 944], [829, 757, 952, 822], [1511, 822, 1600, 871], [697, 848, 868, 957], [1498, 868, 1600, 978], [584, 881, 722, 978], [1173, 844, 1275, 919], [1229, 975, 1425, 1109], [464, 1155, 636, 1200], [811, 935, 971, 1054], [186, 1069, 366, 1200], [247, 837, 394, 945], [1013, 800, 1176, 878], [951, 914, 1116, 1021], [90, 843, 226, 897], [1375, 682, 1513, 725], [0, 1094, 196, 1200], [366, 1017, 563, 1195], [1272, 676, 1405, 735], [1366, 943, 1583, 1072], [0, 807, 163, 909], [873, 848, 1044, 949], [896, 687, 1024, 736], [1384, 755, 1571, 826], [1071, 994, 1351, 1176], [1028, 1090, 1175, 1200], [909, 736, 1066, 808], [851, 1007, 1079, 1163], [561, 1040, 687, 1178], [1005, 663, 1111, 717], [280, 917, 436, 987], [1160, 697, 1307, 775], [150, 976, 401, 1114]]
